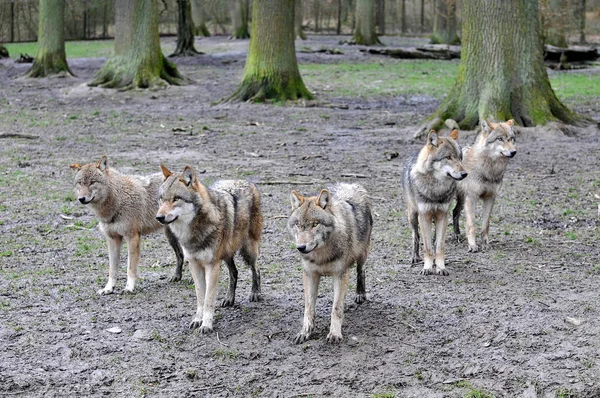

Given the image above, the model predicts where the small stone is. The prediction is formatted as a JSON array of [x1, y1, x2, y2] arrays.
[[565, 317, 584, 326], [132, 329, 153, 341], [106, 327, 122, 334]]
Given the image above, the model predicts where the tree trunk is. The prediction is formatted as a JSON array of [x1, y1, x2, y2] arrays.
[[577, 0, 586, 44], [89, 0, 185, 90], [171, 0, 201, 56], [230, 0, 250, 39], [398, 0, 406, 34], [314, 0, 321, 33], [191, 0, 211, 36], [431, 0, 460, 45], [296, 0, 307, 39], [27, 0, 73, 78], [419, 0, 588, 136], [337, 0, 342, 35], [376, 0, 385, 35], [353, 0, 381, 45], [420, 0, 425, 33], [226, 0, 313, 103], [544, 0, 569, 47]]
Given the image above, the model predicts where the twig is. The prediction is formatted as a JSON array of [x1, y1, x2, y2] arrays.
[[340, 173, 370, 179], [189, 385, 225, 392], [216, 332, 228, 347], [401, 320, 416, 330], [270, 215, 289, 219], [0, 133, 39, 139], [257, 180, 321, 185], [59, 214, 74, 220]]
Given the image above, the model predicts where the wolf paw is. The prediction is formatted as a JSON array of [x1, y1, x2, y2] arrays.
[[294, 332, 311, 344], [123, 287, 135, 294], [97, 286, 114, 295], [354, 293, 367, 304], [435, 268, 449, 276], [468, 244, 479, 253], [168, 273, 182, 283], [200, 325, 214, 334], [420, 268, 435, 276], [248, 292, 262, 302], [189, 319, 202, 330], [326, 332, 343, 344], [221, 297, 235, 307]]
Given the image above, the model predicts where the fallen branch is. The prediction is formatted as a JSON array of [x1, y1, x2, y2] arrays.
[[341, 173, 371, 179], [0, 133, 39, 139], [257, 180, 322, 185]]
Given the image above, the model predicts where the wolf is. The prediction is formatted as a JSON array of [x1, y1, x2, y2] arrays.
[[70, 156, 184, 295], [452, 120, 517, 252], [156, 164, 262, 333], [288, 183, 373, 344], [402, 129, 467, 276]]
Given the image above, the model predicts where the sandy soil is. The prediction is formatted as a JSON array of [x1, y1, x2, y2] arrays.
[[0, 36, 599, 398]]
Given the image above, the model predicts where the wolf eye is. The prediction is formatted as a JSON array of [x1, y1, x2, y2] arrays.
[[173, 196, 183, 202], [497, 137, 504, 142], [312, 221, 320, 228]]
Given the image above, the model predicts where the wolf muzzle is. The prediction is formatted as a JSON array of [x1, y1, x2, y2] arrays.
[[502, 150, 517, 158], [156, 215, 177, 225], [447, 171, 468, 181]]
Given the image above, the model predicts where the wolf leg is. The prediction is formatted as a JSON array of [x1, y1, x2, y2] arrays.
[[188, 259, 206, 330], [221, 257, 238, 307], [98, 235, 122, 295], [355, 253, 368, 304], [418, 213, 435, 275], [200, 261, 221, 334], [295, 269, 320, 344], [465, 196, 479, 252], [124, 233, 141, 293], [434, 212, 449, 276], [328, 267, 349, 344], [480, 195, 496, 250], [453, 190, 464, 240], [165, 227, 184, 282], [241, 240, 262, 302], [408, 209, 421, 264]]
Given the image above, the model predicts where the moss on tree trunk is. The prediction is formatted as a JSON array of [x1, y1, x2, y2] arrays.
[[418, 0, 589, 136], [226, 0, 313, 103], [89, 0, 185, 90], [171, 0, 201, 56], [353, 0, 381, 45], [27, 0, 73, 78]]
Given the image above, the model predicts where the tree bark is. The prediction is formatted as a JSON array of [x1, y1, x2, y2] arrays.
[[296, 0, 307, 39], [230, 0, 250, 39], [191, 0, 211, 36], [171, 0, 201, 56], [27, 0, 73, 78], [431, 0, 460, 45], [419, 0, 588, 136], [337, 0, 342, 35], [420, 0, 425, 33], [376, 0, 385, 35], [353, 0, 381, 45], [398, 0, 406, 34], [89, 0, 185, 90], [226, 0, 313, 103], [577, 0, 586, 44]]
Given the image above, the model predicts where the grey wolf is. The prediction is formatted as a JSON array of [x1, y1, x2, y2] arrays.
[[156, 164, 262, 333], [452, 120, 517, 252], [288, 183, 373, 344], [402, 129, 467, 276], [70, 156, 184, 295]]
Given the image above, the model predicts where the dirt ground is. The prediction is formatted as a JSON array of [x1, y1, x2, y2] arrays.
[[1, 35, 599, 398]]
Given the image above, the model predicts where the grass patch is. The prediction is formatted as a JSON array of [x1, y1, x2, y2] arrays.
[[4, 40, 115, 59]]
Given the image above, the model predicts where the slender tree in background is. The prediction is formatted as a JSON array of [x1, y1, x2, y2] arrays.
[[431, 0, 460, 45], [336, 0, 342, 35], [226, 0, 313, 102], [314, 0, 321, 33], [230, 0, 250, 39], [353, 0, 381, 45], [543, 0, 569, 47], [420, 0, 425, 33], [577, 0, 587, 43], [296, 0, 307, 39], [89, 0, 185, 89], [27, 0, 73, 78], [418, 0, 588, 136], [376, 0, 385, 35], [398, 0, 406, 34], [171, 0, 201, 56], [191, 0, 211, 36]]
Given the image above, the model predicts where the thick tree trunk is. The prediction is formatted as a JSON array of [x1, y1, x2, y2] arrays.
[[27, 0, 73, 78], [171, 0, 201, 56], [89, 0, 185, 90], [191, 0, 211, 36], [296, 0, 307, 40], [431, 0, 460, 45], [226, 0, 313, 103], [230, 0, 250, 39], [419, 0, 588, 136], [353, 0, 381, 45]]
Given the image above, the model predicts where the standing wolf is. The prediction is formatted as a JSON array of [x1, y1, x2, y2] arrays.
[[288, 183, 373, 344], [453, 119, 517, 252], [402, 129, 467, 276], [70, 156, 184, 295], [156, 165, 262, 333]]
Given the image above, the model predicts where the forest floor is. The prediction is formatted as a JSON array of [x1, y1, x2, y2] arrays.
[[0, 35, 599, 398]]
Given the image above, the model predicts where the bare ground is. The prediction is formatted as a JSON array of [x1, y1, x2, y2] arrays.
[[0, 36, 599, 398]]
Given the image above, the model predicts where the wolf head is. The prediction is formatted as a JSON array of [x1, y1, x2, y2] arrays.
[[417, 129, 467, 181], [288, 190, 335, 254], [70, 156, 112, 205], [156, 164, 203, 225], [478, 119, 517, 158]]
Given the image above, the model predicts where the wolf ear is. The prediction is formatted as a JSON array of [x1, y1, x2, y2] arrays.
[[160, 163, 172, 179], [317, 189, 330, 209], [449, 129, 459, 141], [480, 119, 493, 134], [181, 165, 196, 187], [97, 156, 108, 172], [506, 119, 514, 126], [426, 130, 438, 147], [70, 163, 81, 171], [290, 190, 304, 210]]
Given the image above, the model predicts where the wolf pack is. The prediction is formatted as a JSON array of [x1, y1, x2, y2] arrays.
[[71, 119, 517, 344]]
